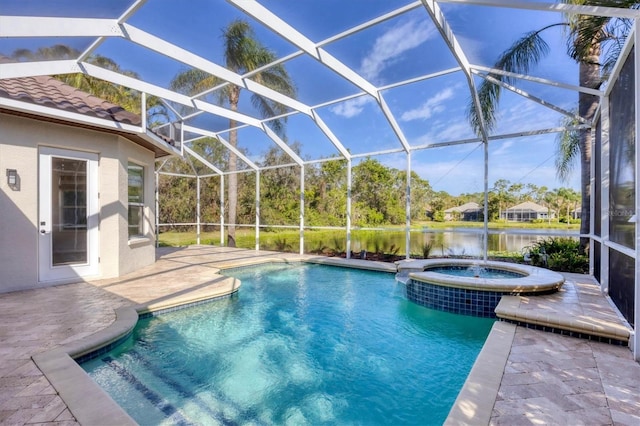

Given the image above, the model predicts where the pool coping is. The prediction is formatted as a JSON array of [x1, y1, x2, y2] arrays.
[[445, 321, 516, 425], [496, 294, 630, 343], [32, 307, 139, 425]]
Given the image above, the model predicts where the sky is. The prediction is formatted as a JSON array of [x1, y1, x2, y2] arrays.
[[0, 0, 586, 195]]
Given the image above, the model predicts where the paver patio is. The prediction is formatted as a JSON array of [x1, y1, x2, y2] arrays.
[[0, 246, 638, 425]]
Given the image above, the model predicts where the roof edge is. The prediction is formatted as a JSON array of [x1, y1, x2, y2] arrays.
[[0, 97, 179, 158]]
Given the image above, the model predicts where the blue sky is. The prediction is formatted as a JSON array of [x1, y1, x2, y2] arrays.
[[1, 0, 583, 195]]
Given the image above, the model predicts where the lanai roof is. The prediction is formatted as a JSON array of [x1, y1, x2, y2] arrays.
[[0, 1, 638, 190]]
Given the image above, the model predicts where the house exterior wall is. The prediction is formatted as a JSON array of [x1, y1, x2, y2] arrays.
[[501, 210, 550, 222], [462, 211, 480, 221], [117, 140, 156, 276], [0, 113, 156, 293], [0, 116, 39, 291]]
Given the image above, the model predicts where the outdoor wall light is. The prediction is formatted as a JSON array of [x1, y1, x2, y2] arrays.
[[6, 169, 18, 189], [7, 169, 17, 185]]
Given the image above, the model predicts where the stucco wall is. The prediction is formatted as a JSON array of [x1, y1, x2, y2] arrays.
[[117, 137, 156, 277], [0, 118, 39, 291], [0, 113, 156, 293]]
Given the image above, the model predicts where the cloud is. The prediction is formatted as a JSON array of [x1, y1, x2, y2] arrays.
[[413, 117, 477, 146], [400, 88, 455, 122], [329, 19, 435, 119], [360, 18, 436, 81], [329, 95, 374, 118], [491, 140, 513, 157], [437, 122, 476, 141], [493, 97, 565, 135], [411, 154, 578, 195]]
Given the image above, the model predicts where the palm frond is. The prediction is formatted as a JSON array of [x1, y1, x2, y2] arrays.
[[468, 24, 565, 135], [168, 19, 297, 143], [256, 63, 297, 98], [495, 28, 554, 80], [250, 62, 297, 136], [566, 1, 638, 66], [252, 96, 289, 135], [567, 15, 608, 63], [170, 68, 219, 96], [223, 20, 256, 72], [468, 79, 501, 135], [555, 115, 581, 182], [220, 20, 297, 137]]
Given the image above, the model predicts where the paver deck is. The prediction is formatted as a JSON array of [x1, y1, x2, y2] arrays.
[[490, 273, 640, 425], [0, 246, 638, 425]]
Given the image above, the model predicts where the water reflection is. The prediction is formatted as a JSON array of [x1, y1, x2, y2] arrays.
[[344, 228, 578, 257]]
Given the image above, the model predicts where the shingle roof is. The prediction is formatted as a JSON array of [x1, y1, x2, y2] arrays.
[[444, 202, 480, 213], [505, 201, 548, 212], [0, 75, 141, 126]]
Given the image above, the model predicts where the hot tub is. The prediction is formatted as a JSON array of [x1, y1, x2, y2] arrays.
[[396, 259, 564, 317]]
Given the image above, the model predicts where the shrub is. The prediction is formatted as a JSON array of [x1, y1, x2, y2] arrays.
[[421, 242, 433, 259], [433, 211, 445, 222], [525, 237, 588, 273], [331, 237, 345, 254], [275, 237, 293, 252]]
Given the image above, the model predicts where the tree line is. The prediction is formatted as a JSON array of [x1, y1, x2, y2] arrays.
[[434, 179, 580, 223], [158, 140, 581, 228], [158, 139, 431, 228]]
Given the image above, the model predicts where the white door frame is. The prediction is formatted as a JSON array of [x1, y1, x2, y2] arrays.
[[38, 147, 99, 282]]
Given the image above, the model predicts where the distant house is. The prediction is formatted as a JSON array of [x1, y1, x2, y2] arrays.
[[502, 201, 551, 222], [570, 207, 582, 220], [444, 202, 481, 221], [0, 75, 179, 293]]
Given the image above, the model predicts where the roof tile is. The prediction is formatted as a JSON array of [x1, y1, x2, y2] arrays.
[[0, 75, 141, 126]]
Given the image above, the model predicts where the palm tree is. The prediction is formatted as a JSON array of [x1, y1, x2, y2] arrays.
[[170, 19, 296, 247], [468, 1, 638, 252]]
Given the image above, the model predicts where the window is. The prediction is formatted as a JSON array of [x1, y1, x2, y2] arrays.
[[128, 162, 144, 238]]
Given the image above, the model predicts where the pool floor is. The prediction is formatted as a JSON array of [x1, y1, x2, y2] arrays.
[[81, 263, 494, 425]]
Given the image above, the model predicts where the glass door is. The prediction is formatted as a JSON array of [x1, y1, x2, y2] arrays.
[[39, 147, 99, 282]]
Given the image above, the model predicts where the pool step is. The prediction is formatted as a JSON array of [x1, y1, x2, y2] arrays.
[[102, 356, 194, 425], [101, 351, 254, 425], [495, 294, 630, 345]]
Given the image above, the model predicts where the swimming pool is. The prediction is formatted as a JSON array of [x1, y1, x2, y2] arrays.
[[81, 263, 494, 425]]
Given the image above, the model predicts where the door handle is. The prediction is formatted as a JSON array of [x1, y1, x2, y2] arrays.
[[40, 229, 46, 234]]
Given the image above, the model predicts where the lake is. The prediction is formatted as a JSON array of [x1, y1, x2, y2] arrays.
[[165, 226, 579, 257], [296, 228, 580, 257]]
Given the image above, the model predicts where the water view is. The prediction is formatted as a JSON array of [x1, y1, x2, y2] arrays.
[[303, 228, 579, 257], [159, 226, 579, 257]]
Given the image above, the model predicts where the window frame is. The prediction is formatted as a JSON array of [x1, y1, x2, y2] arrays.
[[127, 162, 145, 239]]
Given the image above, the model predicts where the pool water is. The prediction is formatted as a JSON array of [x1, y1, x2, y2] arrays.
[[428, 266, 525, 279], [81, 263, 494, 425]]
